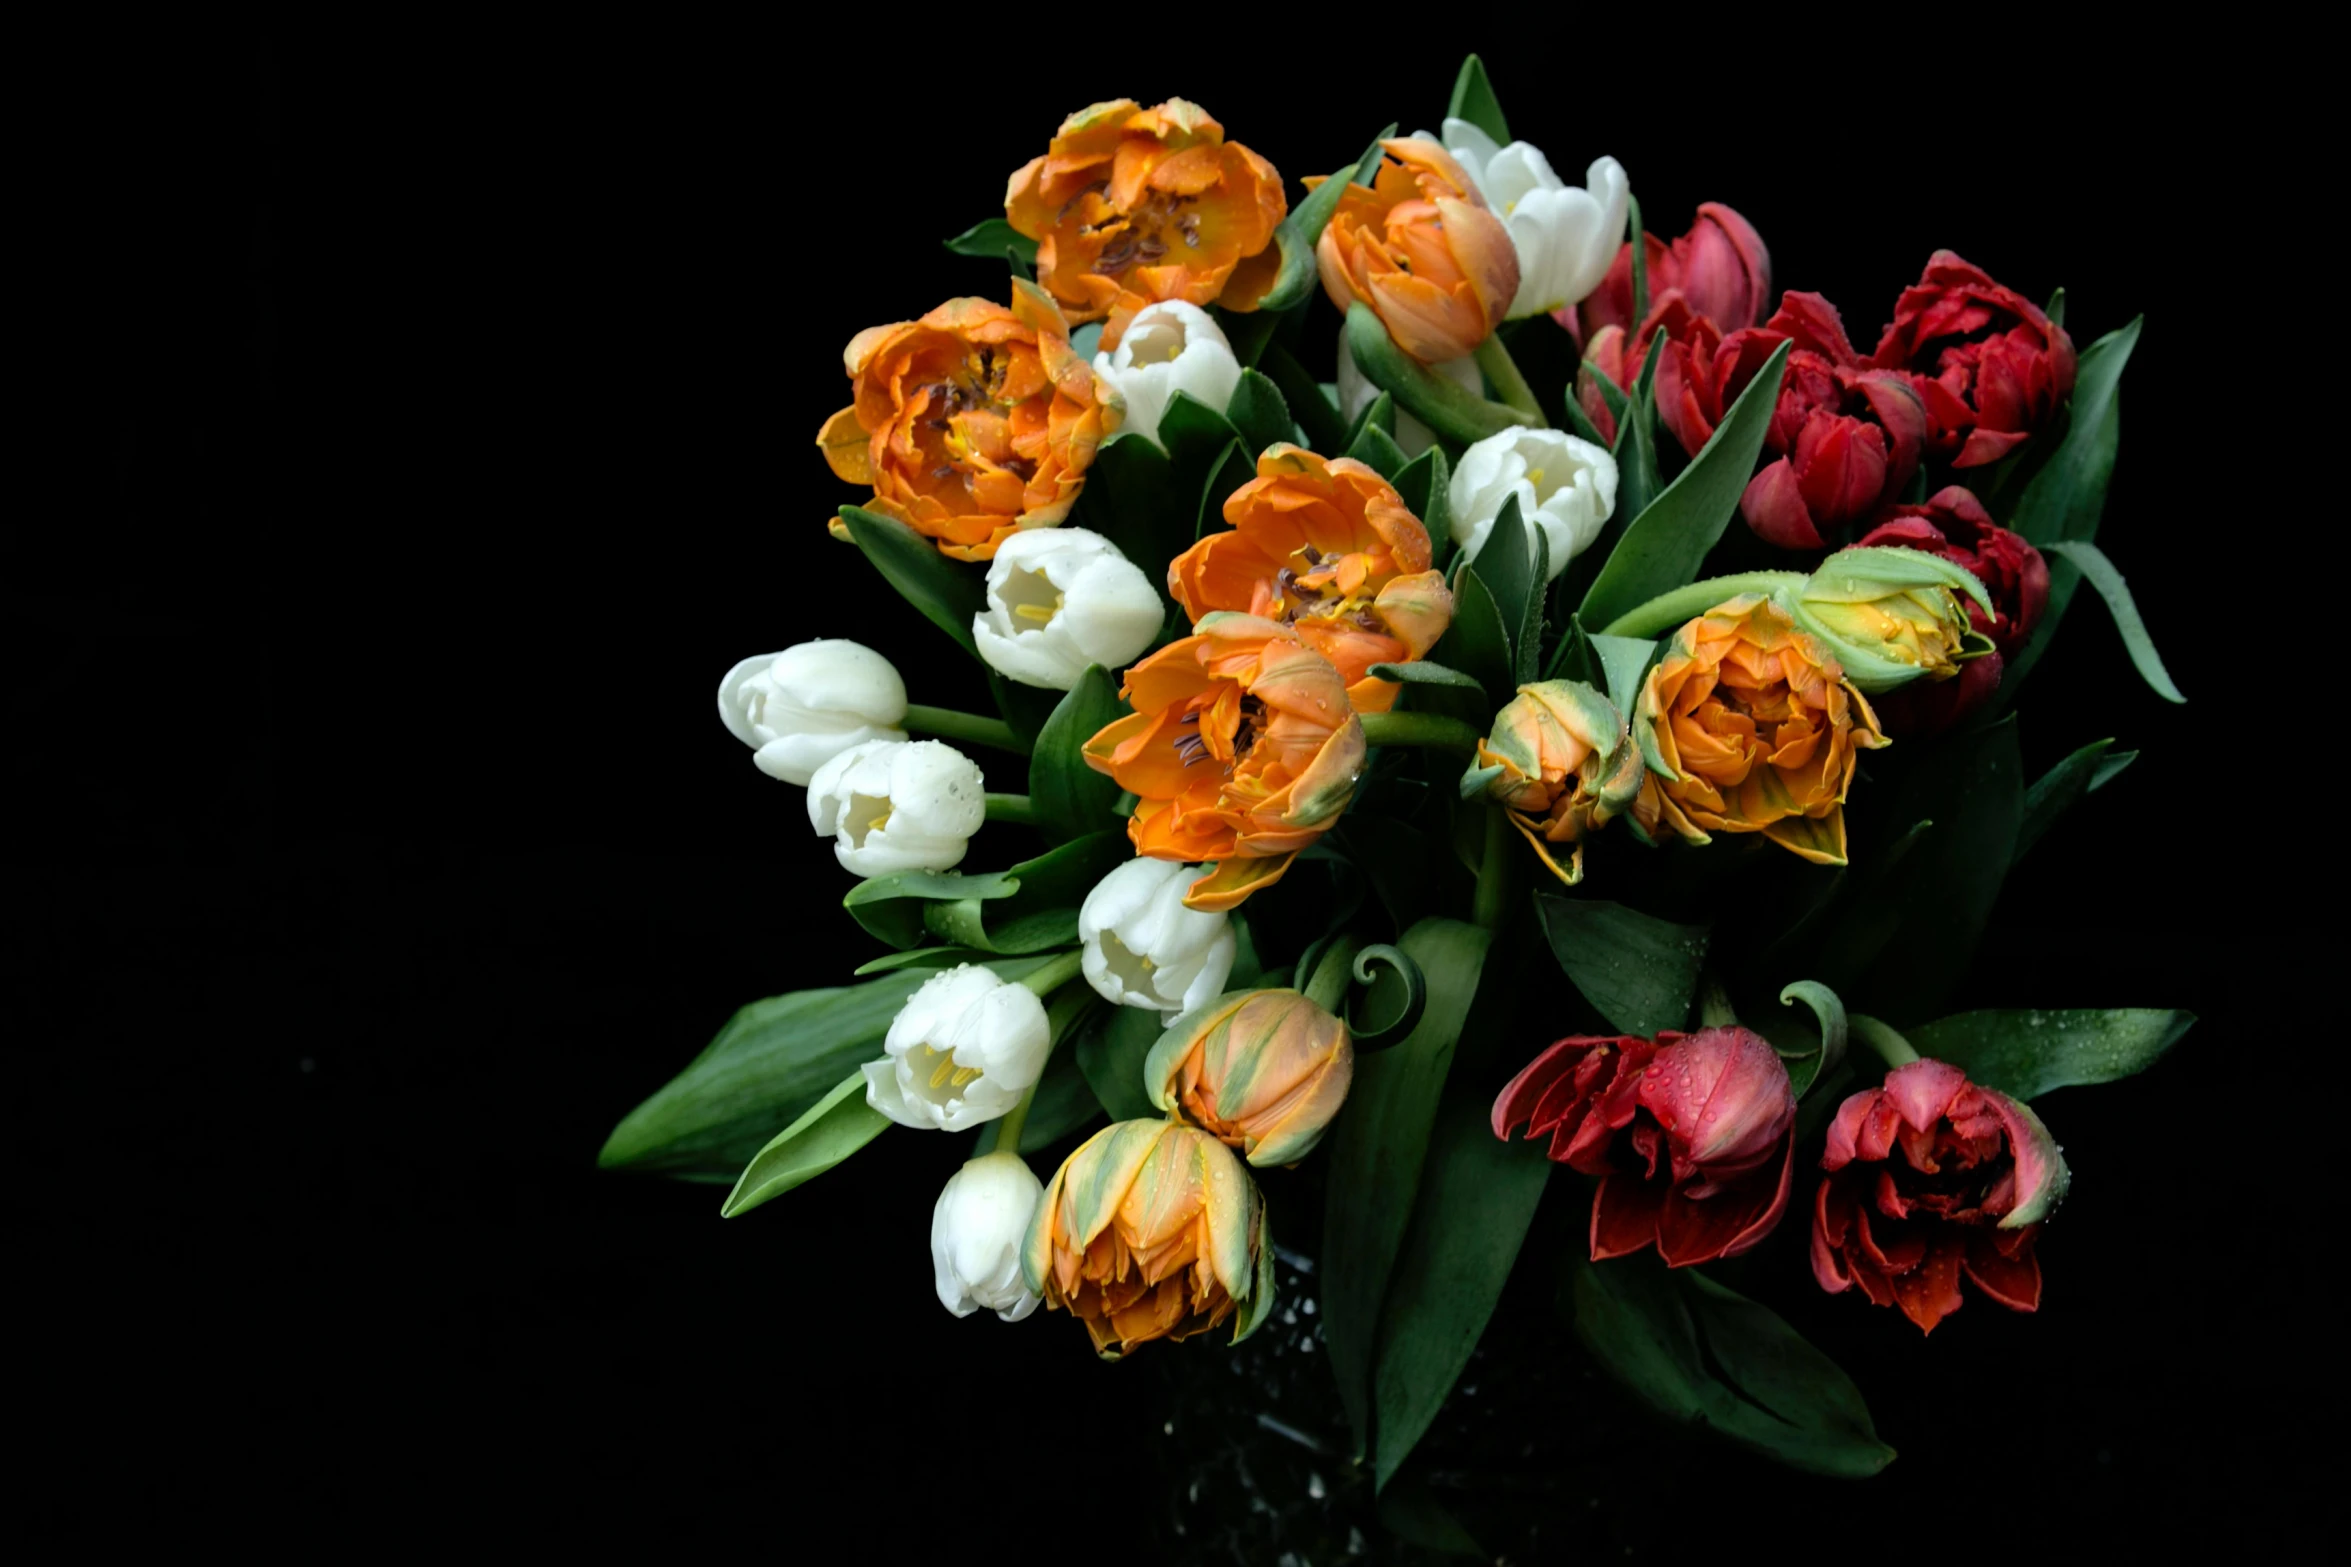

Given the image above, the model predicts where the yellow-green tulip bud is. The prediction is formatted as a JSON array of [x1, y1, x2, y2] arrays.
[[1781, 545, 1997, 692]]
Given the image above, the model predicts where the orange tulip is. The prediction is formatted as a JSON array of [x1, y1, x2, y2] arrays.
[[1020, 1119, 1271, 1358], [816, 281, 1118, 562], [1474, 679, 1645, 886], [1631, 595, 1889, 865], [1006, 98, 1287, 349], [1083, 614, 1365, 911], [1146, 989, 1354, 1167], [1168, 445, 1452, 714], [1316, 138, 1519, 363]]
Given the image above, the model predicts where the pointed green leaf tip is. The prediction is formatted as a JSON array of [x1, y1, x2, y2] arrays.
[[1447, 55, 1509, 146]]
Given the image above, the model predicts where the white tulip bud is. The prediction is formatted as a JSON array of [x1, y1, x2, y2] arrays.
[[806, 739, 986, 877], [1421, 120, 1628, 320], [864, 964, 1051, 1132], [1450, 426, 1619, 581], [1335, 322, 1483, 458], [930, 1150, 1045, 1321], [716, 639, 908, 787], [1090, 300, 1244, 451], [972, 527, 1163, 691], [1078, 858, 1238, 1021]]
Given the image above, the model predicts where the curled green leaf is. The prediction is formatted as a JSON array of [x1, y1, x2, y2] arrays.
[[1347, 944, 1429, 1051]]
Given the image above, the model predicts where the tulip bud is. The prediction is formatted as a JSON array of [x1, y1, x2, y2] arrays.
[[1145, 989, 1352, 1167], [931, 1150, 1045, 1321], [972, 527, 1163, 691], [1335, 324, 1481, 458], [1450, 428, 1618, 581], [716, 639, 908, 786], [1780, 545, 1996, 692], [1078, 858, 1238, 1021], [807, 738, 986, 877], [1020, 1118, 1272, 1357], [862, 964, 1051, 1132], [1812, 1058, 2070, 1334], [1422, 120, 1627, 320], [1470, 679, 1643, 886], [1089, 300, 1244, 451]]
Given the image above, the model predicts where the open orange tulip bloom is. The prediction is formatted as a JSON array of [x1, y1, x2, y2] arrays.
[[1006, 98, 1287, 349], [1169, 445, 1452, 714], [1083, 614, 1365, 911], [1632, 595, 1889, 865], [817, 281, 1117, 562], [1316, 137, 1518, 363]]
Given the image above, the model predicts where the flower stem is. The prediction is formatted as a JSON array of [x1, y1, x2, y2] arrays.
[[1849, 1013, 1920, 1070], [1628, 193, 1648, 327], [1696, 973, 1737, 1027], [904, 705, 1031, 756], [1358, 711, 1483, 754], [984, 792, 1041, 826], [1596, 572, 1808, 639], [1014, 949, 1085, 997], [1303, 936, 1365, 1012], [1474, 333, 1545, 424], [989, 976, 1093, 1155], [1473, 804, 1514, 930]]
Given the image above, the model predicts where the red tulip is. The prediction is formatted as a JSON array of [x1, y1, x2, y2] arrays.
[[1732, 293, 1928, 550], [1872, 251, 2076, 469], [1811, 1058, 2070, 1335], [1580, 202, 1771, 340], [1492, 1026, 1795, 1267]]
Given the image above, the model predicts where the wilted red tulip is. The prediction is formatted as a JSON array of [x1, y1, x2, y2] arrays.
[[1811, 1058, 2070, 1335], [1872, 251, 2076, 468], [1855, 487, 2049, 735], [1493, 1026, 1795, 1267], [1732, 293, 1928, 551], [1580, 202, 1771, 340]]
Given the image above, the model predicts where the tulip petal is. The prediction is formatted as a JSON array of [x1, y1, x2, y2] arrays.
[[1589, 1173, 1664, 1260], [1962, 1232, 2042, 1312], [1183, 853, 1295, 912]]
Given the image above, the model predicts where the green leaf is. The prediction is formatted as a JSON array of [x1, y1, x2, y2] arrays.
[[923, 832, 1129, 954], [851, 945, 986, 975], [1473, 494, 1538, 663], [1611, 331, 1664, 523], [1261, 341, 1350, 454], [1346, 301, 1534, 446], [1560, 383, 1609, 447], [2091, 748, 2137, 790], [987, 669, 1062, 744], [841, 505, 984, 655], [1347, 422, 1409, 480], [1446, 54, 1508, 144], [2012, 318, 2140, 548], [1435, 566, 1514, 703], [1626, 194, 1648, 332], [1376, 1475, 1485, 1559], [844, 867, 1020, 950], [1073, 1002, 1164, 1122], [1366, 659, 1485, 690], [1345, 386, 1396, 446], [1225, 368, 1293, 457], [1372, 1084, 1549, 1489], [1197, 439, 1253, 541], [1321, 918, 1492, 1461], [942, 218, 1038, 270], [720, 1070, 891, 1216], [2044, 286, 2066, 329], [1904, 1008, 2195, 1101], [1774, 980, 1848, 1100], [1571, 1257, 1895, 1478], [1007, 1034, 1105, 1151], [1535, 894, 1708, 1037], [1028, 667, 1126, 843], [1589, 633, 1659, 719], [1156, 389, 1242, 473], [2014, 736, 2115, 866], [2042, 540, 2185, 703], [1833, 717, 2022, 1023], [1072, 433, 1186, 597], [1577, 341, 1790, 630], [1391, 446, 1453, 558], [1260, 128, 1393, 316]]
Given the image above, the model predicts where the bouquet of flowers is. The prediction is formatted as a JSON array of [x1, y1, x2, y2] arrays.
[[602, 56, 2190, 1506]]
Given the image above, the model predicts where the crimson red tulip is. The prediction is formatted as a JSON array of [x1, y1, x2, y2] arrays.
[[1493, 1026, 1795, 1267], [1872, 251, 2076, 469], [1730, 293, 1928, 550], [1581, 202, 1771, 340], [1811, 1058, 2070, 1335], [1854, 487, 2048, 735]]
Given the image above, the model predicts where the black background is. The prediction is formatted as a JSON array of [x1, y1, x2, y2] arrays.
[[19, 26, 2314, 1554]]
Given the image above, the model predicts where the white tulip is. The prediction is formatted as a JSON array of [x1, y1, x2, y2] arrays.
[[1334, 324, 1483, 458], [972, 527, 1163, 691], [1078, 858, 1238, 1021], [1418, 119, 1628, 321], [931, 1151, 1045, 1321], [1450, 426, 1619, 581], [716, 639, 907, 786], [1090, 300, 1244, 452], [806, 738, 986, 877], [864, 964, 1051, 1132]]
